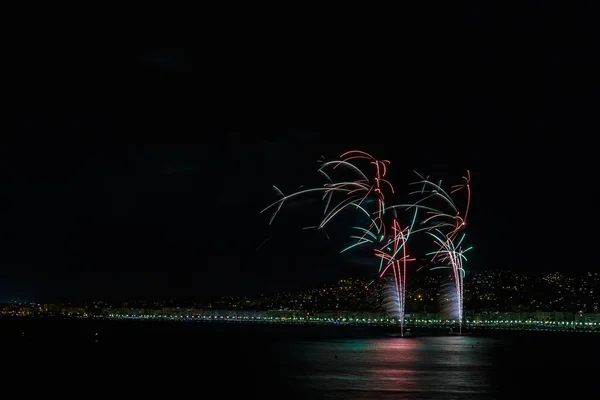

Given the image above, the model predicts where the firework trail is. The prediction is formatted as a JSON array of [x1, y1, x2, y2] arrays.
[[330, 150, 393, 218], [406, 170, 471, 241], [438, 278, 460, 321], [383, 277, 402, 320], [260, 150, 394, 240], [426, 229, 472, 334], [374, 218, 415, 336]]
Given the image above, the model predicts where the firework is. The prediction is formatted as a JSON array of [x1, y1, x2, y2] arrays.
[[407, 170, 471, 240], [438, 278, 460, 321], [426, 229, 472, 333], [260, 150, 393, 238], [260, 150, 415, 332], [383, 277, 402, 320], [339, 205, 419, 331], [399, 170, 473, 334], [374, 218, 416, 337]]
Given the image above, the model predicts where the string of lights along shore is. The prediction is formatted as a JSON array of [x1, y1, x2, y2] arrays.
[[260, 150, 472, 337]]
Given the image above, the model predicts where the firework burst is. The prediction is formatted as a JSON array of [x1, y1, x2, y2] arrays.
[[407, 170, 471, 240], [261, 150, 393, 238]]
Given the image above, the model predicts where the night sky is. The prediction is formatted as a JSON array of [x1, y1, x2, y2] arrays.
[[2, 5, 598, 302]]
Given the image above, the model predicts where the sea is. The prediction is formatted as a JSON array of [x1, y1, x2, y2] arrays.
[[1, 317, 598, 399]]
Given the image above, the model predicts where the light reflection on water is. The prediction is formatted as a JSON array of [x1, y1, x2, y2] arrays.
[[3, 319, 599, 399], [276, 336, 499, 399]]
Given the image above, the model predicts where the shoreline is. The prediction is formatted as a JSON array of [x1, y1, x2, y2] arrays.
[[1, 316, 598, 340]]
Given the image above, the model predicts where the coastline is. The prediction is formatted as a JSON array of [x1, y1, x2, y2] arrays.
[[1, 316, 598, 341]]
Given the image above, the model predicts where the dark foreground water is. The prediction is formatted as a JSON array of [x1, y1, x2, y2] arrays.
[[1, 317, 598, 399]]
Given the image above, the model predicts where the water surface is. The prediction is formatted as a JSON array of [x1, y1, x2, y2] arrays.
[[2, 318, 598, 399]]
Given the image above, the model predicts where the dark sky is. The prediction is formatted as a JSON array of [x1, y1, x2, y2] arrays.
[[2, 4, 598, 302]]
